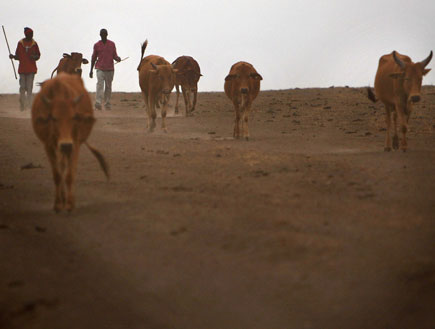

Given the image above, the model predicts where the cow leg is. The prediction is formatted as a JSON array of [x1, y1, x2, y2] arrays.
[[174, 85, 180, 114], [192, 89, 198, 112], [146, 92, 157, 132], [161, 95, 169, 133], [65, 145, 79, 212], [142, 92, 151, 131], [186, 90, 192, 115], [396, 105, 408, 151], [233, 102, 241, 139], [45, 145, 63, 212], [392, 111, 399, 150], [242, 104, 251, 141], [182, 87, 189, 117], [384, 105, 393, 151]]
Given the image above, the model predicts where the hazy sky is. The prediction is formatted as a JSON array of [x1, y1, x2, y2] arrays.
[[1, 0, 434, 93]]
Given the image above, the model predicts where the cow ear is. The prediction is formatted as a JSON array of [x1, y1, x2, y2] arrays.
[[73, 113, 95, 124], [172, 69, 179, 74], [225, 74, 236, 81], [149, 70, 158, 74], [62, 53, 71, 58], [423, 68, 431, 76], [82, 58, 89, 64], [35, 113, 53, 125], [251, 73, 263, 80], [389, 72, 405, 79], [73, 94, 83, 105], [42, 96, 52, 106]]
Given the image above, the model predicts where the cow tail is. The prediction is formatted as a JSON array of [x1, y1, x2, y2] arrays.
[[137, 39, 148, 71], [85, 142, 110, 180], [50, 67, 58, 79], [367, 87, 377, 103]]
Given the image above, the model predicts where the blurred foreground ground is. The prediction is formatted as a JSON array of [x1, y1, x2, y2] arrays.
[[1, 87, 435, 329]]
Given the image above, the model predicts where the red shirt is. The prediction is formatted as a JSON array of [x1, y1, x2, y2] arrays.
[[15, 39, 40, 74], [92, 40, 119, 71]]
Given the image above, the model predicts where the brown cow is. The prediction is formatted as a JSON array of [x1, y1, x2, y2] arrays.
[[224, 61, 262, 140], [32, 73, 109, 212], [51, 52, 89, 78], [172, 56, 202, 116], [368, 50, 432, 151], [137, 40, 178, 132]]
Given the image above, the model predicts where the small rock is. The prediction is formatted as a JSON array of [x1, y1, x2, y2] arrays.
[[21, 163, 42, 170]]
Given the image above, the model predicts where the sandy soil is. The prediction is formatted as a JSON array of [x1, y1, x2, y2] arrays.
[[1, 86, 435, 329]]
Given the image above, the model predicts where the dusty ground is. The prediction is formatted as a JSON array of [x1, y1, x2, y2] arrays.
[[1, 86, 435, 329]]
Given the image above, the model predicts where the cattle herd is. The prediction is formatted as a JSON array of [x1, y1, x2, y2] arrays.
[[30, 41, 432, 212]]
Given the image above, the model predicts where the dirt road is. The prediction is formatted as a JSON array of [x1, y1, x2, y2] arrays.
[[1, 87, 434, 329]]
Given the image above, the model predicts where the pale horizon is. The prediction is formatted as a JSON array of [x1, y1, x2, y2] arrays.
[[1, 0, 434, 94]]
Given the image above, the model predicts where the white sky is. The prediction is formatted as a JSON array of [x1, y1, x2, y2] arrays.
[[1, 0, 434, 93]]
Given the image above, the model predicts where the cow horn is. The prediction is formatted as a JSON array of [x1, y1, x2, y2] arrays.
[[42, 96, 52, 105], [393, 51, 406, 69], [151, 63, 158, 70], [73, 94, 83, 105], [420, 50, 433, 68]]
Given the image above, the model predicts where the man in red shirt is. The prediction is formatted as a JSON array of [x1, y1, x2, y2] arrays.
[[89, 29, 121, 110], [9, 27, 41, 111]]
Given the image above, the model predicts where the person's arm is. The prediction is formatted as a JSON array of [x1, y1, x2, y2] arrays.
[[30, 43, 40, 61], [89, 44, 97, 78], [9, 43, 19, 60], [113, 43, 121, 62]]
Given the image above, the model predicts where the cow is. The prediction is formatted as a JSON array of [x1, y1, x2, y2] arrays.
[[32, 73, 109, 212], [51, 52, 89, 78], [172, 56, 202, 116], [137, 40, 178, 132], [224, 61, 263, 140], [368, 50, 432, 151]]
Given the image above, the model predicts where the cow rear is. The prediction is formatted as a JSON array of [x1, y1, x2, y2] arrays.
[[138, 40, 178, 132], [51, 52, 89, 78], [172, 56, 202, 116]]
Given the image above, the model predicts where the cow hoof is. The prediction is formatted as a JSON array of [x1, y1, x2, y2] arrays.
[[53, 204, 62, 213], [384, 147, 391, 152], [245, 136, 249, 141]]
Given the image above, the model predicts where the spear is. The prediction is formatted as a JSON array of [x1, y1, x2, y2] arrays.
[[2, 25, 17, 79]]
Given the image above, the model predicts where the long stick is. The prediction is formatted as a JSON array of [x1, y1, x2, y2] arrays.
[[2, 25, 17, 79], [115, 57, 129, 65]]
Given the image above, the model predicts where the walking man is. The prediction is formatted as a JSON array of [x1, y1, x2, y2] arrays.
[[89, 28, 121, 110], [9, 27, 40, 111]]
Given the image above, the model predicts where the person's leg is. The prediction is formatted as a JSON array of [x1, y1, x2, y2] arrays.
[[103, 70, 114, 110], [19, 74, 26, 111], [25, 73, 35, 109], [95, 69, 104, 110]]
